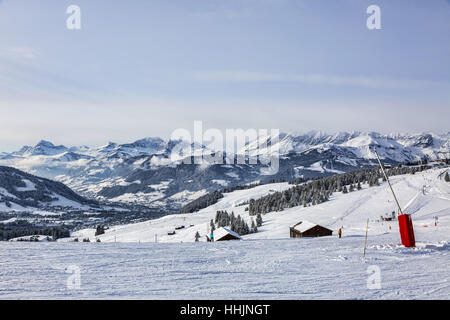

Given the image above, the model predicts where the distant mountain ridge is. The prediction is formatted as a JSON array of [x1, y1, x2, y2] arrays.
[[0, 131, 449, 210]]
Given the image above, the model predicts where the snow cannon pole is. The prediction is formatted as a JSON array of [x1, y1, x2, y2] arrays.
[[374, 147, 403, 216], [363, 218, 369, 259], [373, 147, 415, 247]]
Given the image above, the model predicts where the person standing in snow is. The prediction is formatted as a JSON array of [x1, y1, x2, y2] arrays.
[[209, 233, 214, 242], [338, 228, 342, 238]]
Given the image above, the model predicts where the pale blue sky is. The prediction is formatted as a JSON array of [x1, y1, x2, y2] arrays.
[[1, 0, 449, 151]]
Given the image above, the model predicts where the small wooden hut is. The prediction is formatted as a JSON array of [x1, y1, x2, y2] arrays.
[[213, 227, 241, 241], [290, 220, 333, 238]]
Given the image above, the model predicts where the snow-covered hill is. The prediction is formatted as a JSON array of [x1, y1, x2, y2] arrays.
[[1, 132, 449, 210], [0, 166, 99, 212], [0, 165, 173, 234], [72, 167, 450, 247]]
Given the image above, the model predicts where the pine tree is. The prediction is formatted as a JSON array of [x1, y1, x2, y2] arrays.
[[215, 211, 220, 224], [210, 219, 215, 233], [251, 219, 256, 233], [256, 214, 263, 227], [445, 172, 450, 182], [230, 212, 236, 226]]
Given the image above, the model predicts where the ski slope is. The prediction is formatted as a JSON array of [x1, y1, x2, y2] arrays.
[[73, 168, 450, 246], [1, 168, 449, 299], [1, 233, 449, 299], [71, 182, 292, 242]]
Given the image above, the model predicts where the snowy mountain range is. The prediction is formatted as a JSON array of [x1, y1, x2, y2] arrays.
[[0, 131, 449, 210], [0, 165, 163, 232]]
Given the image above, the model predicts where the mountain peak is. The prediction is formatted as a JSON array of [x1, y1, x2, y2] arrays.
[[35, 140, 55, 148], [101, 142, 118, 150], [24, 140, 68, 156]]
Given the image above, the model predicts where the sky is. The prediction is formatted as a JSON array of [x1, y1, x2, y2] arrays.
[[0, 0, 449, 151]]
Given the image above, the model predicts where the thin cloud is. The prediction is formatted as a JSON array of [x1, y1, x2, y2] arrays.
[[7, 46, 38, 60], [192, 71, 446, 90]]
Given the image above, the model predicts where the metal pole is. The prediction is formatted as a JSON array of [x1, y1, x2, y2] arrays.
[[363, 218, 369, 259], [373, 147, 404, 215]]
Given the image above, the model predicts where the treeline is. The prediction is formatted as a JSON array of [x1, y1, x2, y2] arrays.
[[402, 157, 449, 166], [180, 160, 444, 214], [179, 183, 262, 213], [179, 191, 223, 213], [249, 165, 432, 215], [221, 182, 261, 193], [212, 210, 262, 236], [0, 220, 70, 241], [180, 180, 288, 213]]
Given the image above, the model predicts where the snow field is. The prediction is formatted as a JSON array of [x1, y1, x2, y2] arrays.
[[1, 233, 449, 299]]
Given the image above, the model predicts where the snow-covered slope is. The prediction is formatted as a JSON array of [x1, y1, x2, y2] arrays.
[[3, 233, 449, 299], [72, 182, 292, 242], [0, 166, 98, 212], [73, 167, 450, 247], [6, 167, 449, 300]]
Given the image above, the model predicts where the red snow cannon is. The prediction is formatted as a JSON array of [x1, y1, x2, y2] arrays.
[[398, 214, 415, 247]]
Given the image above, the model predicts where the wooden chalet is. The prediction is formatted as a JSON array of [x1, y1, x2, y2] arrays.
[[289, 220, 333, 238], [213, 227, 241, 241]]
